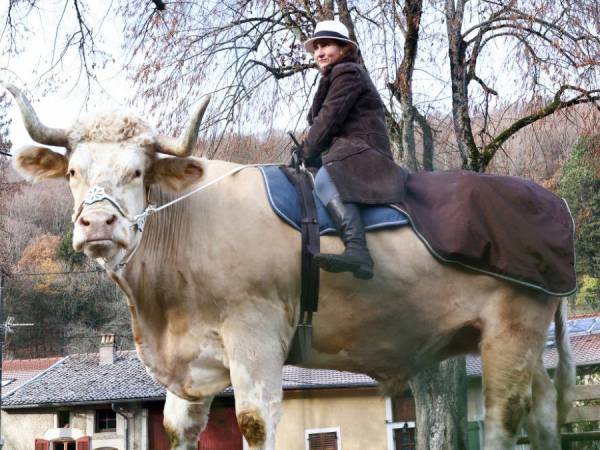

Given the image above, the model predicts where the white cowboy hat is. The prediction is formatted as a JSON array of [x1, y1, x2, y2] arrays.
[[304, 20, 358, 53]]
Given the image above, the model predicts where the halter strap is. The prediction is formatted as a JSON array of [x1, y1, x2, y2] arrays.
[[81, 163, 283, 272]]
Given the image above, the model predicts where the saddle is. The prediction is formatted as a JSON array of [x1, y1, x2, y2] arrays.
[[258, 165, 409, 234]]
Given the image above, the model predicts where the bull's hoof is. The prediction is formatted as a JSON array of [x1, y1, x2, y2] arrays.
[[237, 410, 266, 447]]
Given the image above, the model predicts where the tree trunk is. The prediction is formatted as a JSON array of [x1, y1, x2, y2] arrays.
[[395, 0, 422, 172], [385, 110, 404, 161], [413, 107, 434, 171], [410, 357, 469, 450], [445, 0, 478, 171]]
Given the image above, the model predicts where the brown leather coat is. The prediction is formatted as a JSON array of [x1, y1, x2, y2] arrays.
[[304, 58, 407, 204]]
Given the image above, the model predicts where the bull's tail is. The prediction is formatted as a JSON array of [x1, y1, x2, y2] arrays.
[[554, 298, 575, 425]]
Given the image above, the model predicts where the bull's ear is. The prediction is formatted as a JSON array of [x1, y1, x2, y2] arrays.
[[151, 156, 204, 192], [13, 145, 68, 181]]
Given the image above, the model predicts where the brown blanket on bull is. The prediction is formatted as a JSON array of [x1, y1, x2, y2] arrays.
[[393, 170, 576, 297]]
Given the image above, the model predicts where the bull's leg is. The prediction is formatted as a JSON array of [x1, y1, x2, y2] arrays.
[[522, 359, 561, 450], [223, 318, 287, 450], [163, 390, 214, 450], [480, 311, 549, 449]]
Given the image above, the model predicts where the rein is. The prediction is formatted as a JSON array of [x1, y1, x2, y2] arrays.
[[132, 164, 278, 230], [79, 163, 282, 271]]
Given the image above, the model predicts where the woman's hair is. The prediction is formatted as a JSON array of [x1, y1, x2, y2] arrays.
[[339, 43, 359, 61], [318, 41, 359, 74]]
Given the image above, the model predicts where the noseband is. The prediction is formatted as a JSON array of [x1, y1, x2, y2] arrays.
[[73, 185, 152, 232]]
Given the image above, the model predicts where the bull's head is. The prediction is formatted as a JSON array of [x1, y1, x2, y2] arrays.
[[5, 84, 209, 267]]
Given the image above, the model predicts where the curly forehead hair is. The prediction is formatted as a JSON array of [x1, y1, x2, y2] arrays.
[[68, 112, 156, 147]]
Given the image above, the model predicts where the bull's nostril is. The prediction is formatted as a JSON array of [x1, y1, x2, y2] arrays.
[[80, 217, 90, 226], [106, 215, 117, 226]]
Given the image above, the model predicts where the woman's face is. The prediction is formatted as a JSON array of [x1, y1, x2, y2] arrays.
[[313, 39, 345, 70]]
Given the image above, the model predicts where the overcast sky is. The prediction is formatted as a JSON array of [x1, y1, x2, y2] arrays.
[[2, 1, 130, 150]]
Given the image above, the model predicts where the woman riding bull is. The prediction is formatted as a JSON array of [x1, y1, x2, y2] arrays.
[[298, 20, 407, 280]]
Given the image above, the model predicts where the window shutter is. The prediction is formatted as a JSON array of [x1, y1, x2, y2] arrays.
[[76, 436, 91, 450], [34, 439, 49, 450], [308, 431, 338, 450], [391, 395, 416, 422]]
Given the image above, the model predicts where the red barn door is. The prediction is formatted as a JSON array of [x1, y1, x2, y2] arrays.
[[148, 404, 242, 450], [199, 406, 243, 450]]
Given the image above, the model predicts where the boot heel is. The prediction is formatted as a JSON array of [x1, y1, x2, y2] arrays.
[[354, 264, 374, 280]]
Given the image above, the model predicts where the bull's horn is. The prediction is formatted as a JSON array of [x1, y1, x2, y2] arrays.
[[155, 96, 211, 157], [2, 83, 69, 147]]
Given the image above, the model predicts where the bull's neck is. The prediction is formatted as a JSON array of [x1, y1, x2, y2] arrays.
[[118, 160, 241, 289]]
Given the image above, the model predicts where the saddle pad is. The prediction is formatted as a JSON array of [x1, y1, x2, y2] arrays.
[[258, 165, 408, 235]]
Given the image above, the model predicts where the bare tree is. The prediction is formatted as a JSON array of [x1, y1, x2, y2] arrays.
[[444, 0, 600, 171], [387, 0, 422, 171], [0, 92, 16, 273]]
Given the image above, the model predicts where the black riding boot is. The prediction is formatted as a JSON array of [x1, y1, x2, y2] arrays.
[[315, 196, 374, 280]]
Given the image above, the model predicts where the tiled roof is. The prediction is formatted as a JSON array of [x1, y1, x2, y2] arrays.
[[2, 357, 63, 397], [2, 352, 375, 408], [3, 352, 165, 407], [4, 315, 600, 408], [3, 358, 63, 372], [282, 366, 375, 389], [467, 332, 600, 377]]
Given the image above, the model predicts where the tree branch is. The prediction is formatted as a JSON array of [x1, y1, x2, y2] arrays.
[[248, 60, 315, 79], [480, 87, 600, 171]]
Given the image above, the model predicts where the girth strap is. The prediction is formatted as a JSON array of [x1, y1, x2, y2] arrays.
[[281, 166, 320, 364]]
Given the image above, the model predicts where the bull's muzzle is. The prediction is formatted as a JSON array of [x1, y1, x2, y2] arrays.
[[78, 209, 117, 237], [75, 209, 125, 258]]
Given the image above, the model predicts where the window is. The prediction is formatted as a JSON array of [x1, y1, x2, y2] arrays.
[[393, 425, 416, 450], [391, 394, 416, 422], [57, 410, 70, 428], [386, 396, 417, 450], [95, 409, 117, 433], [305, 427, 341, 450], [52, 442, 75, 450]]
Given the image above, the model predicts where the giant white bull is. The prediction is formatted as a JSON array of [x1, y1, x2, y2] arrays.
[[5, 84, 574, 450]]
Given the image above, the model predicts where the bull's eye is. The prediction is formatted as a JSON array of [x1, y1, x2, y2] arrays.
[[68, 169, 76, 178], [134, 170, 142, 178]]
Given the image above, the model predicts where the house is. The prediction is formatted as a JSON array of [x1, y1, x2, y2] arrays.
[[2, 316, 600, 450]]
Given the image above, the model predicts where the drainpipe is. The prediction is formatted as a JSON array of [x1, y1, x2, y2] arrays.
[[112, 403, 130, 450]]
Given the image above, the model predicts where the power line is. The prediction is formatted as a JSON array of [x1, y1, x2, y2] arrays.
[[10, 269, 104, 277], [0, 151, 11, 157]]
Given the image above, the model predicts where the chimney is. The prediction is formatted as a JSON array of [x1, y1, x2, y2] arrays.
[[99, 333, 116, 365]]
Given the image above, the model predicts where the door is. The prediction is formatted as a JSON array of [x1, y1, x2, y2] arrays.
[[148, 404, 243, 450]]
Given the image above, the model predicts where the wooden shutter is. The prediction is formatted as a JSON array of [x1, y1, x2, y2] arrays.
[[76, 436, 91, 450], [392, 395, 416, 422], [34, 439, 49, 450], [308, 431, 338, 450]]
